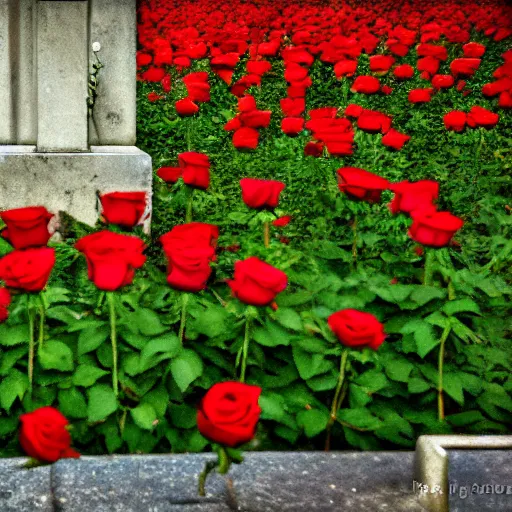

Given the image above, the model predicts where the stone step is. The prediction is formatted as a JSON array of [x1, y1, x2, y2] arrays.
[[0, 451, 511, 511]]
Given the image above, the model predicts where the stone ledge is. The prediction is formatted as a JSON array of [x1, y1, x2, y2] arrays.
[[0, 451, 511, 511]]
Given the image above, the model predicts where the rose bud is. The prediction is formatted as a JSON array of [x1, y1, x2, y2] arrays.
[[1, 206, 54, 249], [240, 178, 285, 210]]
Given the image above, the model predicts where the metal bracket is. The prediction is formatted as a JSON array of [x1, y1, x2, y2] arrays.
[[413, 435, 512, 511]]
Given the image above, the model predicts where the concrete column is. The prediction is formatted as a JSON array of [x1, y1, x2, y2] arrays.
[[37, 1, 89, 152], [89, 0, 137, 145], [0, 0, 15, 143]]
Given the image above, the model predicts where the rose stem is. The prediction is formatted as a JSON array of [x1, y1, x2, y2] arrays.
[[178, 293, 189, 346], [423, 247, 435, 286], [107, 292, 119, 398], [38, 292, 46, 350], [438, 324, 452, 421], [186, 116, 192, 151], [27, 297, 36, 396], [263, 221, 270, 248], [240, 315, 252, 383], [198, 460, 218, 496], [186, 188, 194, 223], [351, 216, 358, 271], [325, 348, 349, 451]]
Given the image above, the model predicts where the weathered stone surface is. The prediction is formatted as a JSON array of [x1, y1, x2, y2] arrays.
[[0, 0, 15, 144], [0, 458, 53, 512], [0, 146, 152, 231], [88, 0, 137, 146], [52, 455, 231, 512], [1, 451, 512, 511], [37, 1, 89, 151]]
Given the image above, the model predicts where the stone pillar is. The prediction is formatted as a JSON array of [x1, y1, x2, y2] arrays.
[[0, 0, 153, 231], [37, 1, 89, 152]]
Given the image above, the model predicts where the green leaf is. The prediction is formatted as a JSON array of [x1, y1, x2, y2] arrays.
[[87, 384, 118, 422], [58, 388, 87, 419], [443, 373, 464, 405], [316, 241, 351, 261], [78, 325, 110, 356], [133, 308, 167, 336], [401, 319, 438, 358], [169, 403, 197, 429], [338, 408, 383, 430], [253, 320, 291, 347], [447, 411, 485, 427], [0, 346, 27, 375], [0, 324, 29, 346], [189, 305, 229, 338], [442, 299, 481, 317], [131, 403, 157, 430], [354, 370, 389, 393], [292, 346, 332, 380], [296, 409, 329, 437], [170, 350, 203, 392], [385, 359, 414, 383], [139, 333, 181, 372], [273, 308, 303, 331], [410, 286, 445, 306], [371, 284, 413, 304], [408, 377, 431, 394], [0, 369, 28, 411], [72, 364, 109, 387], [38, 340, 74, 371], [259, 394, 285, 422], [277, 291, 313, 307]]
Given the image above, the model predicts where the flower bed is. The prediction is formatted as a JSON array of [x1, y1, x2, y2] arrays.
[[0, 0, 511, 472]]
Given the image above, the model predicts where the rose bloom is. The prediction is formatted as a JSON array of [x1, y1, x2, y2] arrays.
[[431, 74, 454, 89], [328, 309, 386, 350], [99, 192, 147, 228], [197, 382, 261, 447], [1, 206, 54, 249], [393, 64, 414, 80], [75, 231, 146, 291], [466, 106, 499, 128], [450, 58, 481, 77], [228, 257, 287, 307], [0, 247, 55, 292], [382, 129, 410, 150], [357, 110, 392, 134], [408, 88, 433, 104], [160, 223, 218, 292], [233, 127, 259, 150], [463, 42, 486, 58], [389, 180, 439, 214], [0, 287, 11, 323], [19, 407, 80, 463], [272, 215, 292, 227], [409, 210, 464, 247], [178, 152, 210, 190], [304, 141, 324, 157], [337, 167, 390, 203], [175, 97, 199, 116], [350, 75, 380, 94], [369, 54, 395, 73], [157, 166, 182, 183], [282, 117, 304, 136], [334, 59, 358, 78], [240, 178, 285, 209], [239, 110, 272, 129], [444, 111, 467, 132]]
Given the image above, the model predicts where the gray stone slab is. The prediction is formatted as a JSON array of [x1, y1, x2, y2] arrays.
[[88, 0, 137, 146], [52, 455, 231, 512], [0, 458, 53, 512], [37, 1, 88, 151], [0, 146, 152, 231]]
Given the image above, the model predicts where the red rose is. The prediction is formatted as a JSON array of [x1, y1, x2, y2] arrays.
[[328, 309, 386, 351], [19, 407, 80, 463], [304, 141, 324, 157], [499, 92, 512, 108], [417, 56, 440, 77], [382, 129, 410, 150], [282, 117, 304, 136], [456, 80, 466, 92], [350, 76, 380, 94], [157, 167, 182, 183], [239, 110, 271, 129], [463, 42, 486, 58], [389, 180, 439, 215], [160, 223, 218, 292], [75, 231, 146, 291], [393, 64, 414, 80], [136, 52, 152, 67], [175, 97, 199, 116], [357, 110, 392, 134], [336, 167, 390, 203], [154, 48, 173, 67], [482, 78, 512, 97], [197, 382, 261, 447], [345, 104, 364, 118], [161, 74, 171, 93], [147, 92, 163, 102], [408, 88, 433, 104], [281, 97, 306, 117], [409, 210, 464, 247], [185, 82, 210, 103], [0, 287, 11, 323], [228, 257, 287, 306], [417, 43, 448, 61], [431, 74, 454, 89], [284, 63, 309, 83], [444, 111, 467, 132], [369, 55, 395, 73], [309, 108, 338, 119], [334, 59, 358, 78], [466, 106, 499, 128], [99, 192, 147, 228], [1, 206, 54, 249], [141, 67, 166, 82], [233, 127, 259, 150], [450, 58, 481, 77], [240, 178, 285, 209], [272, 215, 292, 227], [0, 248, 55, 292], [381, 85, 393, 95], [247, 60, 272, 76], [178, 152, 210, 190], [174, 56, 191, 70], [238, 95, 257, 113]]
